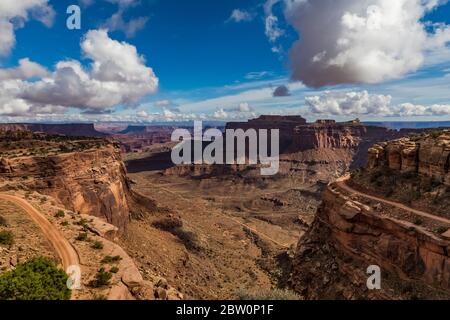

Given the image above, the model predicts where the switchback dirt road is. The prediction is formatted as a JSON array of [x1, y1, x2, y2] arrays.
[[335, 178, 450, 226]]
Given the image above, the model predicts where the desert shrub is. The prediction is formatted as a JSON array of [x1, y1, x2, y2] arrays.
[[75, 218, 89, 229], [413, 218, 424, 226], [401, 171, 419, 180], [0, 230, 14, 246], [101, 255, 122, 264], [91, 241, 104, 250], [0, 215, 7, 227], [430, 131, 442, 139], [54, 210, 65, 218], [370, 170, 384, 183], [237, 288, 301, 301], [0, 257, 70, 300], [110, 267, 119, 274], [431, 177, 442, 189], [350, 171, 358, 179], [411, 189, 421, 201], [435, 226, 448, 234], [88, 268, 112, 288], [60, 221, 69, 227], [75, 232, 88, 241], [58, 144, 71, 153]]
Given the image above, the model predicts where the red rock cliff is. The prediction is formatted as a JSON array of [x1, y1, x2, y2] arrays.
[[368, 131, 450, 186], [0, 144, 131, 229], [290, 184, 450, 299]]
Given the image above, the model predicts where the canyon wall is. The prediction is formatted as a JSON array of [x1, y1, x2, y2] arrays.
[[290, 184, 450, 300], [226, 117, 419, 178], [0, 144, 131, 229], [368, 132, 450, 186], [227, 116, 409, 155]]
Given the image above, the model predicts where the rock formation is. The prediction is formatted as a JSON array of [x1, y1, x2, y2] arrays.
[[291, 130, 450, 300], [290, 184, 450, 299], [224, 116, 422, 181], [368, 131, 450, 185], [0, 143, 132, 230]]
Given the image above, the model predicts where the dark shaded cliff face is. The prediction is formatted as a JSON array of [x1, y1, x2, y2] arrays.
[[0, 124, 107, 137]]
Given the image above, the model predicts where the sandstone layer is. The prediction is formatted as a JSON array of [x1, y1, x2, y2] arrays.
[[368, 131, 450, 185]]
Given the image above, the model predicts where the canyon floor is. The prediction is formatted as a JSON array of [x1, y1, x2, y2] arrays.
[[119, 151, 321, 299]]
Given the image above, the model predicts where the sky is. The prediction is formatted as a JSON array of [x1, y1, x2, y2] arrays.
[[0, 0, 450, 123]]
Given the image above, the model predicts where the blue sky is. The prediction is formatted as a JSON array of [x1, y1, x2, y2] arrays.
[[0, 0, 450, 123]]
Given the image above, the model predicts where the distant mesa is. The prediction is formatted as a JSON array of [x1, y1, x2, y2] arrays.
[[0, 123, 106, 138]]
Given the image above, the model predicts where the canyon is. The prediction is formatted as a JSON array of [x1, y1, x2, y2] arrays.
[[290, 130, 450, 299], [0, 119, 449, 300]]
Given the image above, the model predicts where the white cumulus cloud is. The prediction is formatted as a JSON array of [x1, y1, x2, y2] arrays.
[[266, 0, 450, 87], [0, 58, 49, 80], [0, 0, 55, 56], [306, 90, 450, 117], [0, 29, 159, 116]]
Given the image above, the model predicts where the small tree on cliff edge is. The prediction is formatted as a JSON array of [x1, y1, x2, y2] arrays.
[[0, 257, 71, 300]]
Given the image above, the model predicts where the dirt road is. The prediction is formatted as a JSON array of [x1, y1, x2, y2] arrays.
[[0, 193, 80, 270], [335, 178, 450, 226], [143, 182, 293, 248]]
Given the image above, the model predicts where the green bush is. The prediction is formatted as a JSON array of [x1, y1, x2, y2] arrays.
[[413, 218, 424, 226], [54, 210, 65, 218], [91, 241, 104, 250], [0, 257, 71, 300], [0, 230, 14, 246], [435, 226, 448, 234], [430, 131, 442, 139], [75, 232, 88, 241], [110, 267, 119, 274], [75, 218, 89, 231], [88, 268, 112, 288], [101, 255, 122, 264]]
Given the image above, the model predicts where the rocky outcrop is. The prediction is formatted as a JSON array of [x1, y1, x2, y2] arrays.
[[0, 144, 132, 229], [368, 131, 450, 185], [290, 184, 450, 300], [292, 123, 365, 151], [0, 123, 106, 137]]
